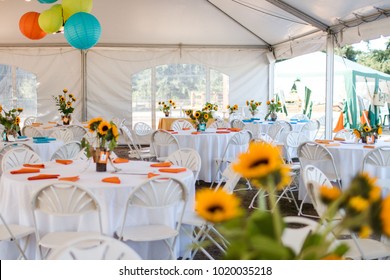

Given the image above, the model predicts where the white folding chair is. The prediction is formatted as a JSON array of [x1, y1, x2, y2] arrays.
[[31, 182, 104, 259], [259, 122, 283, 143], [208, 118, 230, 129], [49, 128, 74, 143], [50, 141, 82, 161], [1, 147, 41, 174], [170, 119, 195, 131], [275, 120, 293, 143], [302, 165, 390, 260], [23, 116, 38, 127], [67, 125, 87, 142], [21, 125, 44, 138], [333, 128, 357, 141], [151, 130, 180, 162], [0, 212, 35, 260], [181, 163, 241, 260], [166, 148, 201, 182], [291, 114, 309, 121], [300, 120, 320, 140], [116, 176, 188, 260], [230, 119, 246, 129], [120, 125, 154, 161], [47, 235, 142, 260]]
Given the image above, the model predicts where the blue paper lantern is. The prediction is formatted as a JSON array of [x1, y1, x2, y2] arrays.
[[64, 12, 101, 50], [38, 0, 58, 3]]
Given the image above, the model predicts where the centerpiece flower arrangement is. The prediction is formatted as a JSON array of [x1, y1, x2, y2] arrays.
[[53, 88, 76, 125], [184, 109, 211, 131], [81, 117, 119, 172], [246, 100, 261, 117], [158, 100, 176, 117], [0, 105, 23, 140], [353, 122, 382, 143], [227, 104, 239, 114], [195, 141, 390, 259], [264, 99, 282, 121]]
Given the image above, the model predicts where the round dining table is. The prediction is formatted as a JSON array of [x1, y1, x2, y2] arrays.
[[0, 159, 195, 260]]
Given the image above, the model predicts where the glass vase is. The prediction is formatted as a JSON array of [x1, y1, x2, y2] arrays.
[[197, 122, 206, 132], [62, 115, 71, 125], [92, 148, 109, 172]]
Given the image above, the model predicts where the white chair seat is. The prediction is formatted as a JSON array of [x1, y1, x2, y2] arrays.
[[121, 225, 178, 242], [39, 231, 102, 249], [0, 224, 34, 241], [342, 239, 390, 260], [182, 211, 207, 228]]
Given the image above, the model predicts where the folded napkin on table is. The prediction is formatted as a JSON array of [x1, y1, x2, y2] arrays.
[[217, 128, 227, 130], [48, 121, 57, 124], [325, 143, 340, 147], [46, 138, 56, 141], [42, 126, 54, 129], [17, 135, 28, 139], [315, 139, 333, 144], [113, 158, 129, 164], [147, 172, 160, 178], [158, 168, 187, 173], [55, 159, 73, 165], [23, 163, 45, 169], [216, 131, 230, 134], [33, 140, 50, 144], [32, 122, 42, 127], [182, 127, 191, 130], [169, 131, 178, 134], [102, 176, 121, 184], [59, 176, 80, 182], [10, 168, 40, 174], [191, 131, 201, 135], [363, 145, 376, 149], [150, 162, 172, 167], [33, 136, 47, 140], [27, 174, 60, 180], [333, 137, 345, 141], [228, 128, 241, 132]]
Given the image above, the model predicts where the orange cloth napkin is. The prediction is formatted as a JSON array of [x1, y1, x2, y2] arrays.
[[113, 158, 129, 164], [216, 131, 230, 134], [169, 131, 178, 134], [182, 127, 191, 130], [102, 177, 121, 184], [325, 143, 341, 147], [363, 145, 376, 149], [32, 122, 42, 127], [48, 121, 57, 124], [150, 162, 172, 167], [191, 131, 201, 135], [10, 168, 40, 174], [333, 137, 345, 141], [228, 128, 241, 132], [59, 176, 80, 182], [315, 139, 333, 144], [158, 168, 187, 173], [55, 159, 73, 165], [43, 126, 54, 129], [23, 163, 45, 169], [27, 174, 60, 180], [147, 172, 160, 178]]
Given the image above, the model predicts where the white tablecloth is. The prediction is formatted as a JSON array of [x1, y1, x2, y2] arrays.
[[0, 160, 195, 260], [155, 130, 249, 182], [1, 139, 64, 162]]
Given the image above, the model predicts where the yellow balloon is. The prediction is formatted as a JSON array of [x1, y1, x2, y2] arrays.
[[50, 4, 63, 14], [38, 8, 63, 33], [62, 0, 93, 21]]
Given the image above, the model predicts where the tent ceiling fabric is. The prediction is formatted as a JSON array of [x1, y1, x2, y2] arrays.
[[0, 0, 389, 56]]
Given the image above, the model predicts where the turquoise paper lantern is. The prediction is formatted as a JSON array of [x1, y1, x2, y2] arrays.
[[38, 0, 58, 3], [64, 12, 101, 50]]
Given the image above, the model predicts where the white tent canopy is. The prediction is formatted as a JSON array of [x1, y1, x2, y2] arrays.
[[0, 0, 389, 130]]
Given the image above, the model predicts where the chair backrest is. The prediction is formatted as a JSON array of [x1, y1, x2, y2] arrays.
[[267, 122, 283, 142], [50, 128, 74, 143], [31, 182, 103, 242], [300, 120, 320, 140], [228, 113, 243, 122], [134, 122, 153, 136], [208, 119, 230, 129], [120, 125, 144, 160], [243, 123, 262, 140], [362, 146, 390, 172], [230, 119, 246, 129], [166, 148, 201, 181], [214, 163, 241, 194], [283, 131, 310, 163], [22, 125, 44, 137], [220, 130, 252, 162], [47, 235, 142, 260], [50, 141, 82, 161], [23, 116, 37, 127], [291, 114, 309, 121], [67, 125, 87, 142], [151, 130, 180, 159], [275, 120, 293, 143], [333, 129, 357, 141], [170, 119, 195, 131], [297, 141, 341, 185], [1, 147, 41, 173], [117, 176, 188, 249]]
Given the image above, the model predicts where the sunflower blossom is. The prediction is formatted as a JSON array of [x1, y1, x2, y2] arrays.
[[195, 188, 241, 223], [348, 196, 369, 212], [380, 196, 390, 237], [319, 185, 341, 204]]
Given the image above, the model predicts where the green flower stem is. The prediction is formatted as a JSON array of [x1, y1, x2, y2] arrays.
[[267, 176, 283, 243], [256, 188, 267, 211]]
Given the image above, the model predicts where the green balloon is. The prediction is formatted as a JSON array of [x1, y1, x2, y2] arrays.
[[38, 8, 63, 33], [62, 0, 93, 21], [50, 4, 63, 14]]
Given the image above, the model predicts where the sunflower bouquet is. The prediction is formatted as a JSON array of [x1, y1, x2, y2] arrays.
[[53, 88, 76, 117], [0, 105, 23, 139], [246, 100, 261, 117], [195, 141, 390, 259], [264, 99, 282, 121], [227, 104, 239, 114], [203, 102, 218, 112], [353, 122, 382, 143], [184, 109, 211, 130], [158, 100, 176, 117]]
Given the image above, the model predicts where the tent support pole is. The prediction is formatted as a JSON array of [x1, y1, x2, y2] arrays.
[[325, 33, 335, 139], [81, 50, 87, 122]]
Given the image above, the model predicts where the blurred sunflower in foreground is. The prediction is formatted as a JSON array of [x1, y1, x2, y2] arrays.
[[195, 141, 390, 260]]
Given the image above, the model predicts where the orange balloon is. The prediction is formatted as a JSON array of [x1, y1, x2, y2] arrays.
[[19, 12, 47, 40]]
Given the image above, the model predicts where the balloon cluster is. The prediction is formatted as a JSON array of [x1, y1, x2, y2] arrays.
[[19, 0, 101, 50]]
